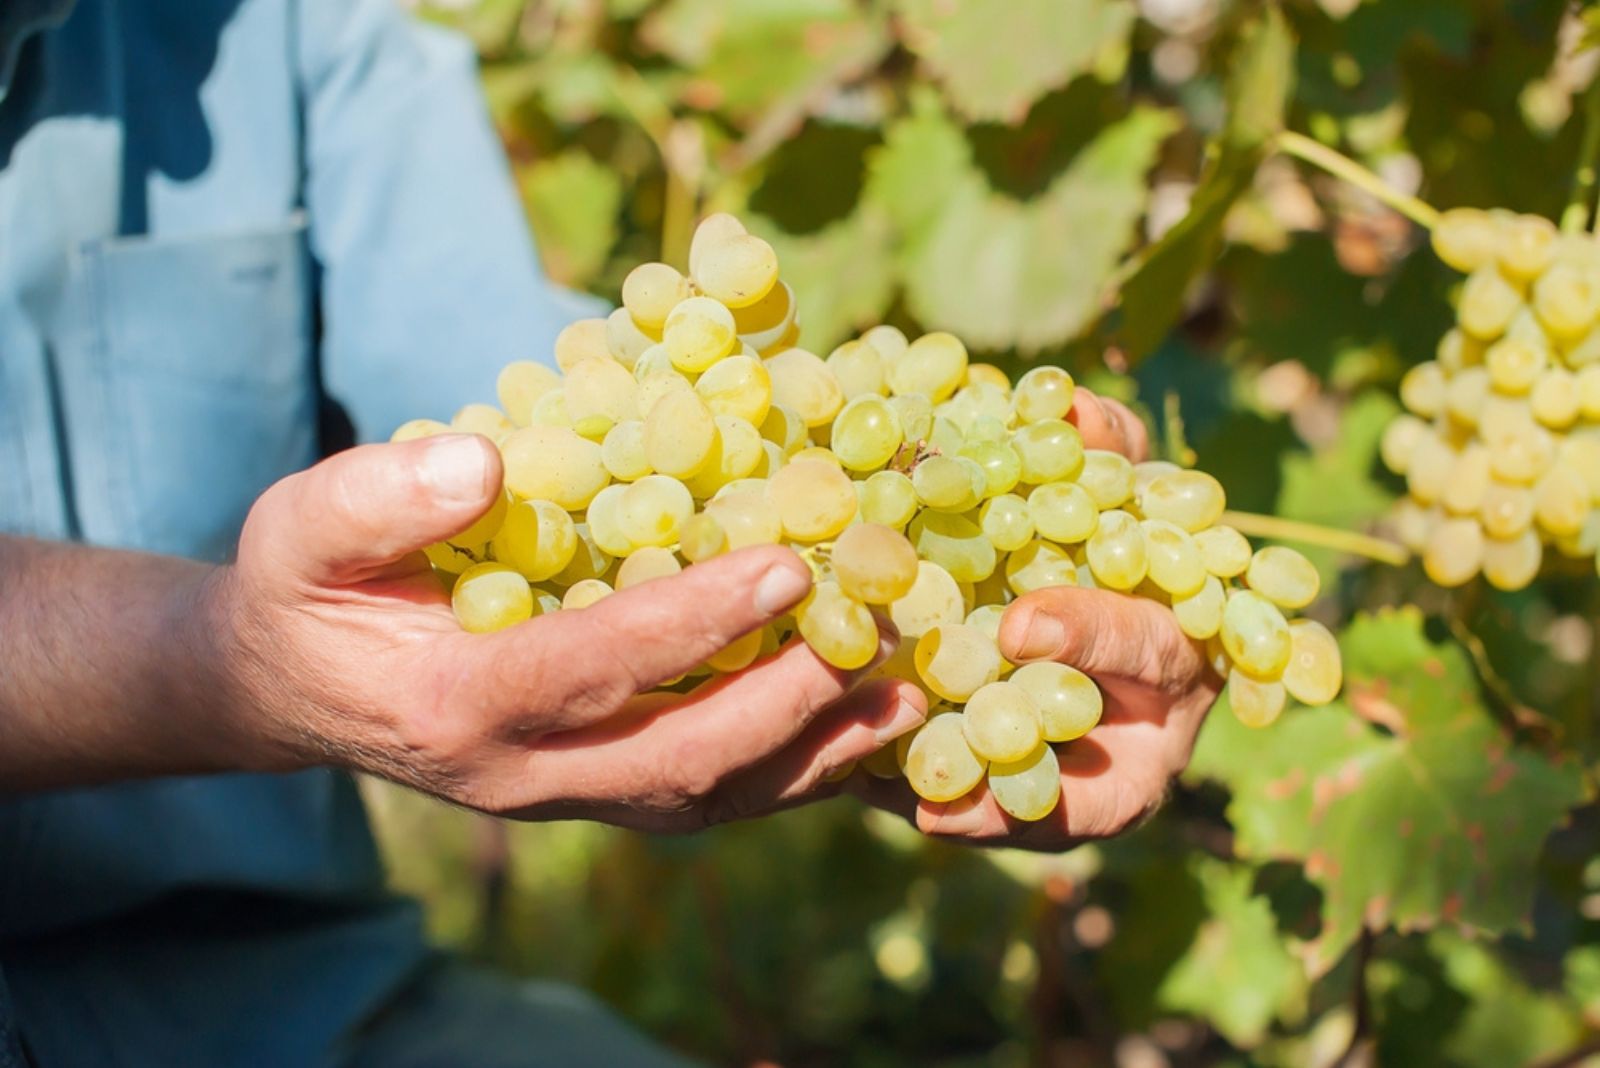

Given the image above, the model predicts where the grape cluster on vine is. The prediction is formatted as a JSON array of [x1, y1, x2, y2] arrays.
[[392, 214, 1344, 821]]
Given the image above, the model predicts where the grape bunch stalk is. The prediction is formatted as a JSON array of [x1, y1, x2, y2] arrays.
[[1383, 208, 1600, 588], [391, 213, 1344, 822]]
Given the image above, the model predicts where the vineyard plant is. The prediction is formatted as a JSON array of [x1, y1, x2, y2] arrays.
[[367, 1, 1600, 1064]]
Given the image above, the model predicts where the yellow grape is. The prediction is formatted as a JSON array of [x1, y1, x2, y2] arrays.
[[766, 458, 858, 541], [961, 682, 1044, 763], [491, 498, 576, 582], [452, 563, 534, 634], [980, 494, 1037, 553], [1004, 538, 1079, 596], [600, 420, 652, 481], [615, 546, 682, 589], [1138, 469, 1227, 533], [1171, 574, 1226, 640], [1012, 366, 1075, 423], [833, 523, 921, 604], [1029, 482, 1099, 544], [564, 356, 640, 427], [706, 626, 767, 673], [664, 296, 737, 373], [1282, 619, 1341, 706], [858, 470, 919, 529], [889, 561, 967, 640], [617, 475, 695, 549], [561, 579, 613, 610], [986, 743, 1061, 821], [1194, 525, 1251, 578], [826, 340, 888, 400], [766, 348, 845, 427], [695, 354, 773, 427], [914, 624, 1003, 702], [832, 395, 904, 471], [1482, 529, 1542, 591], [1220, 590, 1292, 680], [500, 426, 610, 510], [1085, 509, 1148, 590], [605, 307, 658, 369], [1229, 669, 1287, 728], [621, 262, 692, 331], [1422, 516, 1484, 587], [553, 318, 610, 371], [908, 510, 997, 583], [1011, 419, 1086, 485], [643, 390, 720, 479], [733, 281, 797, 352], [888, 331, 968, 402], [797, 581, 880, 670], [1244, 546, 1320, 610], [703, 490, 784, 549], [495, 361, 564, 427], [1142, 519, 1206, 598], [1010, 661, 1102, 742], [1457, 266, 1522, 339], [903, 712, 987, 803], [1431, 207, 1501, 272], [693, 233, 779, 309]]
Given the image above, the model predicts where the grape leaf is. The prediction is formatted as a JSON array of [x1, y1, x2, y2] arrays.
[[1114, 6, 1294, 360], [639, 0, 890, 127], [891, 0, 1135, 124], [749, 205, 897, 353], [519, 151, 622, 288], [865, 91, 1176, 353], [1188, 608, 1591, 974], [1431, 933, 1586, 1068], [1157, 857, 1306, 1048]]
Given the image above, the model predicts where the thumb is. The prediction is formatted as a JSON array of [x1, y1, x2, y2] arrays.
[[248, 435, 503, 585], [998, 585, 1193, 688]]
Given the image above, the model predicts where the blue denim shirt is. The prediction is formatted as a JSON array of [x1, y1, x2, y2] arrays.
[[0, 1, 594, 1063]]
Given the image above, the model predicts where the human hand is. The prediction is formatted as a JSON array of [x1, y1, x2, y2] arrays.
[[200, 434, 927, 830], [849, 587, 1221, 849], [1067, 387, 1149, 463]]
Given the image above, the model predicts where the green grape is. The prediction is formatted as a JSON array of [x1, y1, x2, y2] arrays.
[[1533, 261, 1600, 338], [826, 339, 887, 399], [767, 458, 858, 542], [1530, 368, 1579, 429], [832, 395, 904, 471], [1445, 367, 1491, 427], [1482, 529, 1542, 591], [621, 262, 691, 331], [696, 354, 773, 427], [601, 420, 651, 481], [913, 455, 981, 512], [703, 490, 784, 548], [1011, 365, 1075, 424], [491, 499, 577, 582], [1399, 361, 1446, 418], [1498, 213, 1557, 279], [1228, 669, 1286, 728], [1578, 365, 1600, 419], [732, 281, 797, 352], [915, 624, 1003, 702], [688, 213, 748, 280], [500, 426, 610, 510], [678, 513, 728, 563], [1480, 480, 1535, 539], [1005, 538, 1079, 595], [1485, 420, 1554, 484], [858, 470, 919, 529], [903, 712, 987, 803], [979, 494, 1036, 552], [1441, 443, 1491, 516], [605, 307, 659, 369], [928, 415, 967, 456], [1244, 545, 1320, 610], [1194, 525, 1251, 578], [986, 743, 1061, 821], [1142, 519, 1206, 598], [1485, 337, 1547, 395], [553, 317, 610, 371], [424, 542, 476, 575], [495, 361, 563, 427], [663, 296, 737, 373], [528, 389, 571, 429], [1171, 574, 1226, 640], [888, 331, 968, 402], [1431, 207, 1501, 272], [1533, 463, 1589, 537], [552, 523, 611, 585], [448, 488, 509, 552], [833, 523, 921, 604], [1137, 469, 1227, 533], [797, 581, 879, 670], [889, 561, 967, 640], [963, 603, 1007, 646], [636, 369, 694, 418], [706, 626, 766, 673], [1220, 590, 1292, 680], [615, 545, 682, 589], [617, 475, 695, 548], [766, 348, 845, 427], [1010, 661, 1102, 742], [759, 403, 809, 455], [959, 440, 1023, 498], [1422, 516, 1483, 587], [585, 484, 634, 557], [1011, 419, 1085, 484], [693, 233, 779, 308], [642, 390, 720, 479], [1028, 482, 1099, 544], [962, 682, 1044, 763], [685, 416, 763, 498], [862, 324, 909, 363], [1282, 619, 1341, 706], [1436, 327, 1484, 374], [1457, 266, 1522, 339], [1405, 430, 1457, 504], [965, 414, 1009, 443], [1085, 509, 1148, 590], [452, 563, 534, 634], [908, 510, 997, 583], [561, 578, 613, 610], [887, 393, 934, 442]]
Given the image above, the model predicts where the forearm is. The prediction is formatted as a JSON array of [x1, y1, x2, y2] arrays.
[[0, 536, 250, 791]]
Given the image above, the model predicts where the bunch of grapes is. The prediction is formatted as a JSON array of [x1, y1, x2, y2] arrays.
[[393, 214, 1343, 821], [1382, 208, 1600, 589]]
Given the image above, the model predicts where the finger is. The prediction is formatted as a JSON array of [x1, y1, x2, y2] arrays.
[[478, 545, 815, 728], [703, 679, 927, 825], [998, 586, 1203, 690], [1097, 395, 1151, 463], [1066, 389, 1128, 454], [247, 435, 503, 586], [517, 628, 898, 809]]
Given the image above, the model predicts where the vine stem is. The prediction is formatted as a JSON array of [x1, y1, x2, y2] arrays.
[[1562, 72, 1600, 233], [1220, 510, 1411, 567], [1275, 131, 1441, 231]]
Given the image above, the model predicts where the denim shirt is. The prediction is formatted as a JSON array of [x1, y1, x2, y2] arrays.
[[0, 1, 592, 1063]]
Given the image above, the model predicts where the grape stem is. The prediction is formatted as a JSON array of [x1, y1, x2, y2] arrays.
[[1274, 131, 1441, 231], [1563, 73, 1600, 233], [1219, 510, 1411, 567]]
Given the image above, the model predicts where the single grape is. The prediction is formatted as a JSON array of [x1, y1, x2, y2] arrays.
[[678, 513, 728, 563], [600, 420, 652, 481], [1431, 207, 1500, 272], [617, 475, 695, 549], [825, 339, 888, 400], [1422, 516, 1484, 587], [1220, 590, 1292, 680], [643, 390, 720, 479], [685, 415, 764, 498], [491, 498, 577, 582], [1485, 337, 1548, 395], [858, 470, 919, 529], [833, 523, 921, 604], [605, 307, 658, 369], [832, 395, 904, 471], [448, 487, 510, 552], [1012, 365, 1075, 423], [959, 440, 1023, 498], [1441, 444, 1491, 516], [693, 233, 779, 308], [562, 578, 614, 610], [696, 354, 773, 427], [500, 426, 610, 510], [1229, 669, 1287, 728], [1399, 361, 1446, 418], [1029, 482, 1099, 544], [1171, 573, 1226, 640], [1480, 480, 1535, 539], [766, 348, 845, 427], [914, 624, 1003, 702], [1194, 525, 1251, 578], [1282, 619, 1341, 706], [1533, 463, 1589, 537], [797, 581, 879, 670], [621, 262, 692, 331], [688, 213, 748, 279], [706, 626, 767, 673], [767, 458, 858, 541], [1457, 266, 1522, 339], [986, 743, 1061, 821], [903, 712, 987, 803], [495, 361, 564, 427], [888, 332, 968, 402], [1010, 661, 1102, 742], [1005, 538, 1079, 595], [1244, 545, 1320, 610], [452, 563, 534, 634], [1138, 469, 1227, 533], [553, 318, 611, 371], [908, 510, 997, 583], [1142, 519, 1207, 598], [1011, 419, 1085, 485], [1085, 509, 1148, 590], [664, 296, 737, 373], [962, 682, 1044, 763], [732, 281, 797, 352], [1498, 213, 1557, 279], [615, 546, 683, 589], [979, 494, 1036, 553], [1482, 529, 1542, 591], [703, 490, 784, 548]]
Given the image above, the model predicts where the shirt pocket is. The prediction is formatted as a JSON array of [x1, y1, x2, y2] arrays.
[[72, 218, 320, 559]]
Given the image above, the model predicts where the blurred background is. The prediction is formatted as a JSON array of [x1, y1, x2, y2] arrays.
[[366, 0, 1600, 1064]]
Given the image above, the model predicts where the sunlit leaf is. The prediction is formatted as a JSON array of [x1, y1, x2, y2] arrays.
[[520, 151, 623, 287], [749, 205, 898, 353]]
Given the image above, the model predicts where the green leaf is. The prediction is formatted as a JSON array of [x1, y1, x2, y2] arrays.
[[1432, 934, 1586, 1068], [1188, 608, 1590, 974], [891, 0, 1135, 124], [639, 0, 891, 126], [1157, 857, 1306, 1048], [1114, 7, 1293, 360], [520, 151, 623, 288], [748, 205, 897, 353], [865, 93, 1176, 353]]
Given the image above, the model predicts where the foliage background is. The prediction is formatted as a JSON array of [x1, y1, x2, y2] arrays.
[[368, 0, 1600, 1064]]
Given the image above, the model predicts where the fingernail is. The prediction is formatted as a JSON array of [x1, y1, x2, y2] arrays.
[[420, 435, 492, 504], [874, 698, 926, 747], [1013, 609, 1066, 662], [755, 564, 812, 615]]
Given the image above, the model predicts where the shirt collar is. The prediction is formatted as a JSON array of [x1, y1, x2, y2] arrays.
[[0, 0, 77, 100]]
